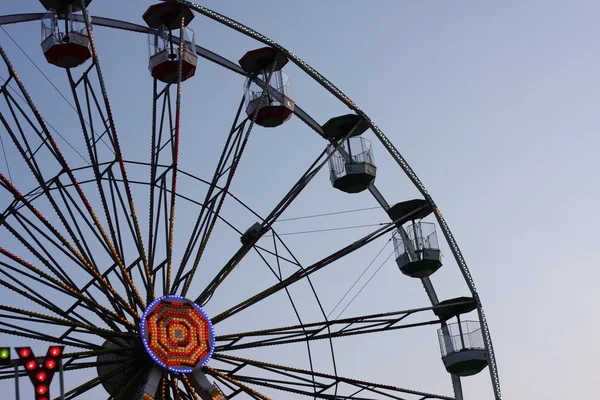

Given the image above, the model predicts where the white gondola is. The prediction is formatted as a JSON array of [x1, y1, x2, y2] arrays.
[[393, 221, 443, 278], [328, 137, 376, 193], [438, 320, 488, 376]]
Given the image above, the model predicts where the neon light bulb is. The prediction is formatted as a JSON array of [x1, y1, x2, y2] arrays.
[[19, 348, 31, 358], [36, 384, 48, 394], [36, 371, 47, 382], [49, 347, 62, 357]]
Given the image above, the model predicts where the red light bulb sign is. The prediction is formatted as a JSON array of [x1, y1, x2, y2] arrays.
[[16, 346, 63, 400]]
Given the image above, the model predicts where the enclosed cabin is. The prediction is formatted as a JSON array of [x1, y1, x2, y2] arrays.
[[39, 0, 92, 68], [239, 47, 295, 128], [438, 319, 488, 377], [393, 221, 443, 278], [324, 114, 376, 193], [143, 2, 198, 84]]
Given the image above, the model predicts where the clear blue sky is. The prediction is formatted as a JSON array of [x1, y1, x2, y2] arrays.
[[0, 1, 599, 399]]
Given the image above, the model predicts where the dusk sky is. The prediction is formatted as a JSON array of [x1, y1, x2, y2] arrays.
[[0, 1, 598, 399]]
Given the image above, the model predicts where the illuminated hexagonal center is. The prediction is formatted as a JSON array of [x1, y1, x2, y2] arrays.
[[140, 296, 215, 373]]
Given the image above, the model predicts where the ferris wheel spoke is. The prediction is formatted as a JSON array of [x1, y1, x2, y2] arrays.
[[207, 196, 431, 323], [194, 145, 333, 306], [62, 346, 140, 368], [180, 376, 201, 400], [148, 78, 174, 298], [0, 43, 147, 317], [0, 311, 112, 350], [251, 241, 323, 392], [203, 367, 271, 400], [209, 219, 400, 324], [0, 257, 107, 329], [213, 302, 465, 352], [0, 305, 134, 341], [0, 272, 128, 337], [0, 322, 101, 350], [0, 52, 113, 266], [160, 13, 190, 298], [71, 1, 151, 307], [195, 116, 369, 307], [173, 58, 286, 298], [4, 187, 127, 313], [143, 7, 199, 299], [253, 229, 334, 375], [1, 214, 78, 288], [51, 176, 114, 263], [0, 171, 108, 278], [253, 241, 301, 268], [65, 67, 124, 259], [170, 95, 250, 296], [0, 266, 108, 328], [0, 90, 101, 267], [0, 273, 84, 327], [0, 247, 136, 331], [171, 376, 184, 400], [147, 82, 188, 296], [211, 354, 456, 400], [199, 374, 243, 399], [7, 204, 128, 311], [0, 187, 139, 323]]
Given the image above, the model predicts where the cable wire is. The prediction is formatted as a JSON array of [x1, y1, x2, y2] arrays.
[[326, 238, 391, 319], [0, 75, 90, 165], [0, 130, 12, 181], [0, 25, 111, 157], [333, 249, 396, 320], [266, 222, 386, 237], [276, 206, 381, 222]]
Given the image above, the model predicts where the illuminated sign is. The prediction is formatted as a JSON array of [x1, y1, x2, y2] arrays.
[[141, 295, 215, 373], [15, 346, 63, 400]]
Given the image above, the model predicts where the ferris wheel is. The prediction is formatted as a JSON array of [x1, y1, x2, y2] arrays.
[[0, 0, 501, 399]]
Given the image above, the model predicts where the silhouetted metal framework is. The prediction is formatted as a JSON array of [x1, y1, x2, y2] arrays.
[[0, 0, 500, 399]]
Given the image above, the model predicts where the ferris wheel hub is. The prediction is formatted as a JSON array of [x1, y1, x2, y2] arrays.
[[140, 295, 215, 374]]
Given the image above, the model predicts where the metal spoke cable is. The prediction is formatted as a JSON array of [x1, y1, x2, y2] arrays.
[[0, 129, 11, 181], [333, 248, 396, 320], [0, 26, 110, 158], [0, 75, 89, 165], [275, 206, 381, 222], [1, 26, 71, 104], [265, 222, 387, 237], [326, 238, 391, 319]]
